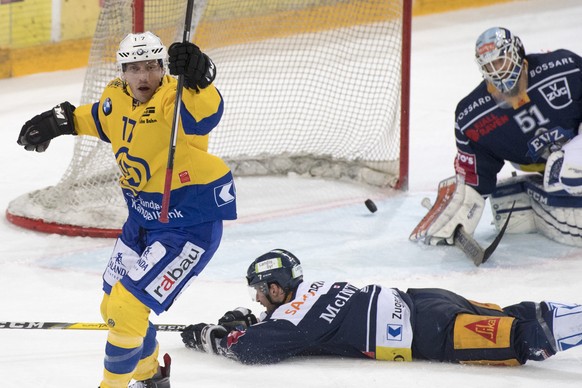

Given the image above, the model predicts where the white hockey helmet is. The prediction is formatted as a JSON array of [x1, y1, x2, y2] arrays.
[[116, 31, 167, 67], [475, 27, 525, 94]]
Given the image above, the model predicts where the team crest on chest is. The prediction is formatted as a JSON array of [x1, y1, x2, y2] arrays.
[[538, 77, 572, 109]]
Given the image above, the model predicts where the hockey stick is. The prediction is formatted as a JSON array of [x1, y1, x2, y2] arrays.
[[453, 202, 514, 266], [160, 0, 196, 223], [420, 196, 514, 266], [0, 321, 186, 331]]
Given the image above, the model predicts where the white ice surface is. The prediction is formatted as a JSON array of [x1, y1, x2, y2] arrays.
[[1, 1, 582, 387]]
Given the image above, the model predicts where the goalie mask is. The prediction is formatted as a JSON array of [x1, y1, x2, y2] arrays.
[[246, 249, 303, 302], [116, 31, 167, 70], [475, 27, 525, 94]]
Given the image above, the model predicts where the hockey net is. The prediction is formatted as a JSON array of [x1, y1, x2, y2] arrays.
[[6, 0, 411, 237]]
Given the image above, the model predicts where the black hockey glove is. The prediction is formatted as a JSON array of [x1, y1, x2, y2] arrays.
[[218, 307, 258, 331], [168, 42, 216, 91], [201, 324, 228, 354], [17, 101, 76, 152], [181, 323, 228, 354], [181, 323, 208, 351]]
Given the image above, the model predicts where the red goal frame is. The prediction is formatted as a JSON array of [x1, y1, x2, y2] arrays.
[[6, 0, 412, 237]]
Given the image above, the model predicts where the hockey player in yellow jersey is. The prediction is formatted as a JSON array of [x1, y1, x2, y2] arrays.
[[17, 31, 237, 387]]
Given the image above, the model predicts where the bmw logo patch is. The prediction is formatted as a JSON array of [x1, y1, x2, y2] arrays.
[[103, 97, 112, 115]]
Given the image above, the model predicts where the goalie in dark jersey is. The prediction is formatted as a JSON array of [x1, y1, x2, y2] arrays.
[[180, 249, 582, 365], [410, 27, 582, 248]]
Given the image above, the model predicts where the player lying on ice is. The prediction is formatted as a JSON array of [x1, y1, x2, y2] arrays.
[[180, 249, 582, 365], [410, 27, 582, 248]]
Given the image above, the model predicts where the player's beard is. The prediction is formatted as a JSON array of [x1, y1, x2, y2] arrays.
[[489, 63, 529, 108]]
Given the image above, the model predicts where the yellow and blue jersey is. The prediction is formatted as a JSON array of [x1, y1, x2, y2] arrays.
[[73, 75, 236, 228]]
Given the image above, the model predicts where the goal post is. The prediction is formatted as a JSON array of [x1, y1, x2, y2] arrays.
[[6, 0, 411, 237], [399, 0, 411, 191]]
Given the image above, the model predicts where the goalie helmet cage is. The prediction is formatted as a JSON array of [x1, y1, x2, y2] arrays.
[[6, 0, 411, 238]]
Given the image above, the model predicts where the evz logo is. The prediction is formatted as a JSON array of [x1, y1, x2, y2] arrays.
[[527, 126, 574, 161], [539, 77, 572, 109]]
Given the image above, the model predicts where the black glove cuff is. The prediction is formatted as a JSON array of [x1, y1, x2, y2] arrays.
[[196, 54, 216, 90], [52, 101, 77, 135]]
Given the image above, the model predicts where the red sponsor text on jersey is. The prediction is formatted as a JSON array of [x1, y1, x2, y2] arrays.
[[465, 112, 509, 142], [455, 151, 478, 186]]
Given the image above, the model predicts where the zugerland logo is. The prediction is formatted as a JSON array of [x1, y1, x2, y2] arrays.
[[145, 242, 205, 303]]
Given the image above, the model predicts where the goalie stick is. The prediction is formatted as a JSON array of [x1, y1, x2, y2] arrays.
[[421, 198, 514, 266], [0, 321, 186, 331]]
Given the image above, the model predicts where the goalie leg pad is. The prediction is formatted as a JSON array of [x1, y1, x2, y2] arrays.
[[530, 201, 582, 246], [526, 178, 582, 246], [490, 175, 536, 234]]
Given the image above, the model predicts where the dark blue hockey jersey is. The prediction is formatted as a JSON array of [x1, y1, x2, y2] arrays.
[[454, 49, 582, 195], [217, 281, 414, 364]]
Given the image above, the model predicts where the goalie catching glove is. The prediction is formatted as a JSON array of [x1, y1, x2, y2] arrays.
[[168, 42, 216, 91], [181, 323, 228, 354], [17, 101, 76, 152], [410, 175, 485, 245]]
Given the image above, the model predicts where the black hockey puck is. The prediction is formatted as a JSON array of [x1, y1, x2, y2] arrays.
[[365, 199, 377, 213]]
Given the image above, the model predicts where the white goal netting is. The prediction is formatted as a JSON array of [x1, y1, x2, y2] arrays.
[[7, 0, 410, 236]]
